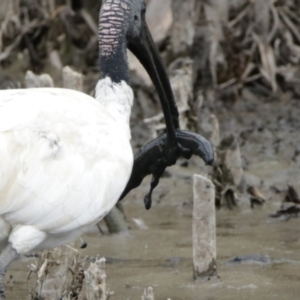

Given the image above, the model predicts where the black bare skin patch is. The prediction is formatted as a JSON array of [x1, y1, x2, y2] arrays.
[[99, 0, 131, 83]]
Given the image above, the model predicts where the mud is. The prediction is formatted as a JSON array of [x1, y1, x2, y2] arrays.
[[2, 68, 300, 300], [6, 161, 300, 300]]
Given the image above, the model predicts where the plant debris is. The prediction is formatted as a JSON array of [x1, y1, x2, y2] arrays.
[[247, 186, 267, 208], [271, 185, 300, 220]]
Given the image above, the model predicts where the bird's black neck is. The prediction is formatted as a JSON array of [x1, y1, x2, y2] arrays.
[[99, 35, 130, 84], [98, 1, 130, 84]]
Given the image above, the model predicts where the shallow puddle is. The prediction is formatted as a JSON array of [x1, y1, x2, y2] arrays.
[[5, 161, 300, 300]]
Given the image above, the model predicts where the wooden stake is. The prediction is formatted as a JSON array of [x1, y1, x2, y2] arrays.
[[62, 66, 83, 92], [193, 174, 217, 279], [103, 203, 129, 234], [24, 70, 54, 88]]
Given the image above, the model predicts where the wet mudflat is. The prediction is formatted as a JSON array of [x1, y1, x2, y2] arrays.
[[1, 0, 300, 298], [6, 168, 300, 300], [5, 92, 300, 300]]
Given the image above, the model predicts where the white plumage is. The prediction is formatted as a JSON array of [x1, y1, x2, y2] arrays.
[[0, 77, 133, 254], [0, 1, 173, 297]]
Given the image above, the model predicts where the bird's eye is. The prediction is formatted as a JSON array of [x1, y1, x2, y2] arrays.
[[134, 15, 138, 21], [141, 4, 146, 16]]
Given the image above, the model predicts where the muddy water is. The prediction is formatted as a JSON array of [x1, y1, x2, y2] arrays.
[[5, 161, 300, 300]]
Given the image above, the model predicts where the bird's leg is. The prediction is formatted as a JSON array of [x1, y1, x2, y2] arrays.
[[144, 173, 162, 210], [0, 243, 19, 299]]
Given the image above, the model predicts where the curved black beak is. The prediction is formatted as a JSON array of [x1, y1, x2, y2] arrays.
[[127, 19, 180, 145]]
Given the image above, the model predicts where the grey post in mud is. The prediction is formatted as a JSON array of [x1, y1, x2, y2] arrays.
[[193, 174, 217, 279]]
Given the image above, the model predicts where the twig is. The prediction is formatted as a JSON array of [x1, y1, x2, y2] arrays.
[[244, 73, 262, 83], [228, 4, 250, 28], [0, 34, 22, 62], [80, 9, 98, 35], [241, 62, 255, 82], [279, 8, 300, 44], [218, 78, 237, 90], [0, 20, 46, 62], [267, 4, 280, 43], [282, 5, 300, 25]]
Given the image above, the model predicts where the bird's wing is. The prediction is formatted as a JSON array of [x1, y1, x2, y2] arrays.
[[0, 89, 133, 233]]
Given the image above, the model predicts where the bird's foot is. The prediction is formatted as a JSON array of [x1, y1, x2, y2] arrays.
[[144, 194, 152, 210], [144, 173, 161, 210]]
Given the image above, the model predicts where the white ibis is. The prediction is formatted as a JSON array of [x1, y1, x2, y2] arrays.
[[0, 0, 187, 297]]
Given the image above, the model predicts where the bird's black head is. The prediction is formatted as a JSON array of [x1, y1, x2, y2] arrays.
[[125, 0, 147, 39], [99, 0, 146, 83], [99, 0, 178, 137]]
